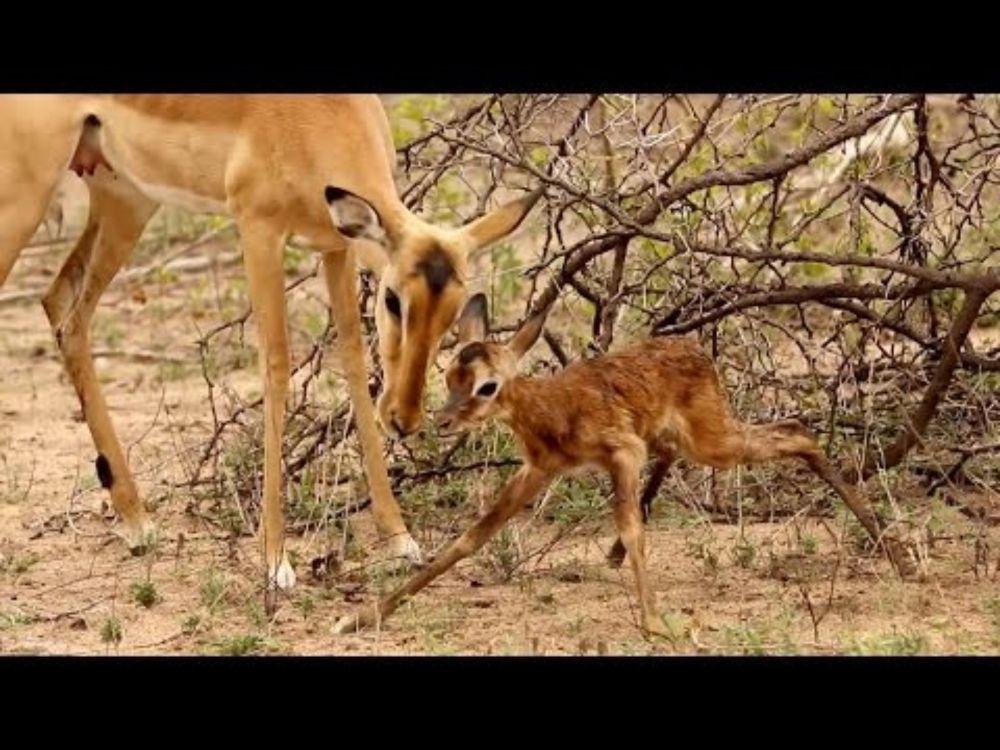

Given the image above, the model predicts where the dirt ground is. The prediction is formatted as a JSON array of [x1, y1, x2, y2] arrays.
[[2, 174, 999, 657]]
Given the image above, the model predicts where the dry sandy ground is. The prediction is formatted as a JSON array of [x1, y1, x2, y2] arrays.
[[2, 309, 996, 655], [2, 174, 999, 658]]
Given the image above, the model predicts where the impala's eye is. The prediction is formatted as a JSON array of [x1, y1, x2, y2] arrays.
[[384, 288, 401, 318], [476, 381, 498, 398]]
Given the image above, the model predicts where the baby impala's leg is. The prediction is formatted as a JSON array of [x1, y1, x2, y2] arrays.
[[333, 466, 552, 633], [609, 452, 667, 637], [690, 419, 914, 577], [608, 453, 672, 569]]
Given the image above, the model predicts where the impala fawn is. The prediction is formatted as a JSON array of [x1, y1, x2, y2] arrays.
[[334, 294, 909, 637]]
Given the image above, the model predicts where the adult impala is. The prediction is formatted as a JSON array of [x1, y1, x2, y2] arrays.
[[0, 94, 542, 601]]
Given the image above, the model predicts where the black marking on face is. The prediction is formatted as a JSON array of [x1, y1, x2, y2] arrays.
[[84, 114, 101, 128], [458, 342, 488, 365], [384, 288, 402, 318], [96, 453, 114, 489], [416, 247, 455, 295]]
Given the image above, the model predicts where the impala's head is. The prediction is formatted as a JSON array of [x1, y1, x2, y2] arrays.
[[435, 294, 549, 437], [326, 185, 543, 438]]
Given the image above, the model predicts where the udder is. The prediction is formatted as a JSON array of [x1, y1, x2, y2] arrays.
[[68, 124, 111, 178]]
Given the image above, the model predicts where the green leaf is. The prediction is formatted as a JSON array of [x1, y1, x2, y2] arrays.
[[529, 146, 550, 168], [639, 237, 673, 259], [802, 261, 830, 278], [817, 97, 838, 118]]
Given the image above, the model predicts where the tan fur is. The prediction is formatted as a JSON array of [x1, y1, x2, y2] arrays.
[[0, 95, 541, 602], [335, 300, 909, 637]]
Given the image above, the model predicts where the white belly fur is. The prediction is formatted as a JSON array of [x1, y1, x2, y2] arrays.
[[128, 175, 229, 216], [92, 107, 232, 216]]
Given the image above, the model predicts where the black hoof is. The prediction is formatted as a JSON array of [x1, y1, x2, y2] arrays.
[[606, 540, 626, 568]]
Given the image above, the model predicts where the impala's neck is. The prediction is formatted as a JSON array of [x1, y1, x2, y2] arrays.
[[492, 373, 583, 473], [358, 192, 408, 247], [496, 375, 561, 442]]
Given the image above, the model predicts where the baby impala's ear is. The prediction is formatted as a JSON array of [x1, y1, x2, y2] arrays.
[[456, 293, 489, 344], [507, 303, 552, 361]]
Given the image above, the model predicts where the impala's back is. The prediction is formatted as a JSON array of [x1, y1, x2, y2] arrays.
[[438, 320, 737, 474]]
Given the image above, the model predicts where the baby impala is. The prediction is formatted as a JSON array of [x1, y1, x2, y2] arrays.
[[334, 294, 908, 637]]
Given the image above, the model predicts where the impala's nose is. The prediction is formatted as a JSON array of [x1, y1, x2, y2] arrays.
[[388, 409, 421, 439], [434, 411, 457, 435]]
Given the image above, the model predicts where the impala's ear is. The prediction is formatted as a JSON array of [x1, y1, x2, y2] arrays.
[[456, 293, 489, 344], [456, 188, 544, 256], [325, 186, 388, 245], [507, 303, 552, 361]]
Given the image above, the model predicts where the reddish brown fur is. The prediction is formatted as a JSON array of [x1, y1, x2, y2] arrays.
[[497, 339, 759, 470], [441, 337, 829, 474], [335, 304, 912, 638]]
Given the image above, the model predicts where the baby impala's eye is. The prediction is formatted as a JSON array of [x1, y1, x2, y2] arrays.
[[476, 381, 498, 398]]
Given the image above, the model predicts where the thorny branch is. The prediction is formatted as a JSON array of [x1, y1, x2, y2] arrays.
[[184, 94, 998, 574]]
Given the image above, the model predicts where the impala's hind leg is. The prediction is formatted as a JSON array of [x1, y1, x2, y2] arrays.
[[42, 173, 159, 551], [608, 451, 667, 637], [1, 176, 69, 288], [0, 197, 51, 288], [690, 419, 871, 519], [688, 418, 913, 575], [1, 104, 84, 287], [607, 452, 672, 569]]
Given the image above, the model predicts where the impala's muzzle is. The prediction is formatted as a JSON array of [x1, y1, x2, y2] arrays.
[[434, 390, 468, 437]]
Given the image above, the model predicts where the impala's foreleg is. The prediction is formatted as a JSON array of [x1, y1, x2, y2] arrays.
[[322, 247, 423, 566], [238, 215, 295, 608], [333, 465, 551, 633]]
